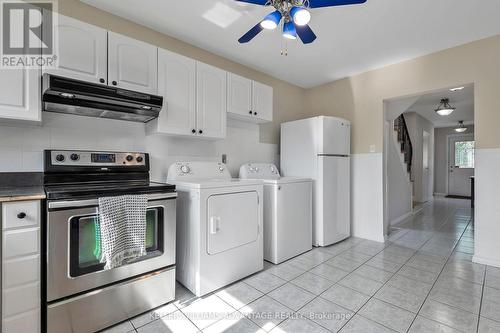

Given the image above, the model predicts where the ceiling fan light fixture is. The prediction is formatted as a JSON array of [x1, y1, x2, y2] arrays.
[[455, 121, 467, 133], [435, 98, 455, 116], [283, 21, 297, 40], [260, 10, 282, 30], [290, 6, 311, 26]]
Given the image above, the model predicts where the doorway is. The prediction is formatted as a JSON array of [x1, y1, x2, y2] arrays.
[[422, 131, 432, 202], [447, 134, 474, 197]]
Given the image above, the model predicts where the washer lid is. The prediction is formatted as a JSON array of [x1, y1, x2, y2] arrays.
[[170, 178, 264, 189], [262, 177, 313, 185]]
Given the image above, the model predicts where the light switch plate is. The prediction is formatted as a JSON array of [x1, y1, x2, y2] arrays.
[[369, 145, 376, 153]]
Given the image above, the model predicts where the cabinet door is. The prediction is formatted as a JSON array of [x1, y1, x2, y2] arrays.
[[108, 32, 158, 94], [43, 13, 107, 84], [0, 68, 40, 122], [196, 62, 226, 139], [155, 49, 196, 136], [227, 73, 252, 118], [252, 81, 273, 122]]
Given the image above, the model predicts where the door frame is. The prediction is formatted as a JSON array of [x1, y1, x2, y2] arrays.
[[446, 133, 474, 196]]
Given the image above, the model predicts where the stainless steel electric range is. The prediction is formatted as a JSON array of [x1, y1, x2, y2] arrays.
[[42, 150, 177, 333]]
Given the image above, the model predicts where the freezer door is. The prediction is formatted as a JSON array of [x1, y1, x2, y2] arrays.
[[315, 156, 350, 246], [319, 117, 350, 155]]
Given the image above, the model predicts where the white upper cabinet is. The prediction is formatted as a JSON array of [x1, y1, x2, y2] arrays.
[[196, 62, 227, 139], [150, 49, 196, 136], [108, 32, 158, 94], [227, 73, 253, 118], [252, 81, 273, 122], [0, 68, 41, 122], [43, 13, 107, 84], [227, 73, 273, 123]]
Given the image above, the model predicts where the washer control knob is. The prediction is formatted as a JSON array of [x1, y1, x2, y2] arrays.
[[70, 153, 80, 161], [126, 155, 134, 162], [55, 154, 65, 162], [180, 165, 190, 174], [136, 156, 144, 163], [219, 166, 225, 172]]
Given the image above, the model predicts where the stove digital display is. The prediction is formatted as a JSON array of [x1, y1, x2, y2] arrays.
[[91, 153, 116, 163]]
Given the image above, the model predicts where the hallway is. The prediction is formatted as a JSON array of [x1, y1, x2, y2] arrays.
[[110, 198, 500, 333]]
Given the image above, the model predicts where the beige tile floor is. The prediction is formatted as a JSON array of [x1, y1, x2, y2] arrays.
[[103, 198, 500, 333]]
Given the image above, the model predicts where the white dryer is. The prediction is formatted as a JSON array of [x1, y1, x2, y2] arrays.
[[167, 162, 263, 297], [240, 163, 312, 264]]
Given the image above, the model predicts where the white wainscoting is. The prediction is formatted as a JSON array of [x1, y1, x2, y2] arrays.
[[473, 148, 500, 268], [351, 153, 385, 243]]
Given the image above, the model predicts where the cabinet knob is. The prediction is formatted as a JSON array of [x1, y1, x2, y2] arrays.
[[249, 111, 253, 115], [254, 112, 258, 116], [112, 81, 117, 86], [199, 130, 203, 134], [192, 129, 196, 134], [17, 212, 26, 219], [99, 78, 105, 84]]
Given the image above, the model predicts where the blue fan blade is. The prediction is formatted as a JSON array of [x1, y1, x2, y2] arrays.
[[234, 0, 269, 5], [308, 0, 367, 8], [238, 23, 264, 43], [295, 24, 317, 44]]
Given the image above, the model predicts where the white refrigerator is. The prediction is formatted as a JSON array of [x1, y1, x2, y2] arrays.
[[281, 116, 351, 247]]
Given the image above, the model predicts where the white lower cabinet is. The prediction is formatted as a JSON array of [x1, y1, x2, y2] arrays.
[[1, 200, 41, 333]]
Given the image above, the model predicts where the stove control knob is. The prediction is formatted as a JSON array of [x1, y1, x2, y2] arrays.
[[180, 165, 190, 174], [55, 154, 65, 162], [136, 156, 144, 163], [70, 153, 80, 161], [126, 155, 134, 162]]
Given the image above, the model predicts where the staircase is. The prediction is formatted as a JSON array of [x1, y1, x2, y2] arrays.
[[394, 115, 413, 176]]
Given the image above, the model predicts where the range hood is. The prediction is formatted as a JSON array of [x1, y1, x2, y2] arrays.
[[42, 74, 163, 123]]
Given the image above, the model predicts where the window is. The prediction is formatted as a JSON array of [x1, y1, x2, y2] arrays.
[[455, 141, 475, 168]]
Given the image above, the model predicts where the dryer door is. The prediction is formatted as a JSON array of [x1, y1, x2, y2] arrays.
[[207, 191, 259, 255]]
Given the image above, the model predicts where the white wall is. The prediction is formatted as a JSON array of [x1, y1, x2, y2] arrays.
[[404, 112, 435, 203], [434, 125, 475, 195], [0, 113, 278, 180], [474, 148, 500, 267], [351, 153, 385, 243], [387, 128, 412, 225]]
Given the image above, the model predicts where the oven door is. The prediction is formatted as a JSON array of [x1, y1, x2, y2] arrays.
[[46, 193, 176, 302]]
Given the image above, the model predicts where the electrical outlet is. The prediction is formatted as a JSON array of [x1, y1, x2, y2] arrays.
[[222, 154, 227, 164]]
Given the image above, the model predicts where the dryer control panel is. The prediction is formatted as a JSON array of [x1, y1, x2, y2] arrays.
[[239, 163, 280, 180], [167, 161, 231, 181]]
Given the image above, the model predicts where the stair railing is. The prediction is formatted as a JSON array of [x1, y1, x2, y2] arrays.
[[394, 115, 413, 175]]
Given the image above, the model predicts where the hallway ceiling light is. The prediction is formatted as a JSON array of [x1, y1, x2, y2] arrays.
[[455, 121, 467, 133], [450, 86, 465, 92], [435, 98, 455, 116]]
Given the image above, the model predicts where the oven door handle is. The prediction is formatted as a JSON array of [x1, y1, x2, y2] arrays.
[[48, 192, 177, 209]]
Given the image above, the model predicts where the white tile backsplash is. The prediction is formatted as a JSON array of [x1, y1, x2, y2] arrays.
[[0, 113, 279, 181]]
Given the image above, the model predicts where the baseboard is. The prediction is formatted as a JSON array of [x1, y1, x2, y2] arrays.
[[473, 254, 500, 268], [390, 212, 412, 226], [433, 193, 447, 197]]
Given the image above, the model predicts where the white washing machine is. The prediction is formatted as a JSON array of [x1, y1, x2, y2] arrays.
[[167, 162, 263, 297], [240, 163, 312, 264]]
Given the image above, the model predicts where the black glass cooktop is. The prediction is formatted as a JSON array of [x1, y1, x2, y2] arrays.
[[44, 181, 175, 200]]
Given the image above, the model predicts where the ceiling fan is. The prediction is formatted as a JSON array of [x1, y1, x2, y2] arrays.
[[236, 0, 367, 44]]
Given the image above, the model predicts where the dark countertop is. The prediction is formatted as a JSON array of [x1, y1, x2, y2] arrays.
[[0, 172, 45, 202], [0, 186, 46, 202]]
